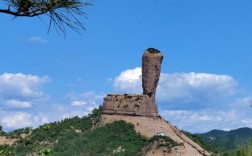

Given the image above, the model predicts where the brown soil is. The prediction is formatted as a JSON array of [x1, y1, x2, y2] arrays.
[[0, 136, 18, 145], [0, 132, 31, 146]]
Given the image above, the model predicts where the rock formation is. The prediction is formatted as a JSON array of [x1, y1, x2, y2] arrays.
[[101, 48, 211, 156], [102, 48, 163, 117], [142, 48, 163, 116]]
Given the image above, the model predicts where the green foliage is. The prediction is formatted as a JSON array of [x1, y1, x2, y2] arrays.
[[2, 106, 251, 156], [52, 120, 146, 155], [182, 130, 223, 154], [232, 138, 252, 156], [0, 106, 103, 155], [39, 147, 53, 156], [0, 126, 6, 135], [7, 127, 31, 138], [184, 129, 252, 156], [147, 48, 160, 54], [192, 128, 252, 155], [41, 125, 51, 131], [0, 149, 13, 156], [143, 135, 181, 152], [0, 145, 13, 156], [0, 106, 146, 155]]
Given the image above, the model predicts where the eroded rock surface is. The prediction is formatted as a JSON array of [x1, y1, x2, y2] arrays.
[[142, 48, 163, 115], [102, 94, 159, 117], [102, 48, 163, 117], [101, 48, 211, 155]]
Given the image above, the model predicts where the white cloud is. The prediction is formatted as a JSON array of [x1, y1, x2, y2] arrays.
[[160, 109, 248, 133], [70, 100, 87, 106], [158, 72, 236, 99], [157, 72, 237, 108], [233, 96, 252, 108], [2, 112, 32, 129], [113, 67, 237, 109], [114, 67, 142, 93], [67, 91, 104, 100], [159, 95, 252, 133], [31, 94, 102, 126], [1, 111, 50, 130], [60, 109, 92, 119], [0, 69, 248, 133], [67, 91, 105, 106], [56, 91, 105, 119], [0, 73, 50, 130], [112, 68, 251, 132], [0, 73, 49, 101], [28, 36, 48, 44], [0, 99, 98, 131], [12, 91, 104, 125], [6, 99, 32, 108], [241, 119, 252, 127]]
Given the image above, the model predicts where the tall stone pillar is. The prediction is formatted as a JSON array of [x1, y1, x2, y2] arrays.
[[142, 48, 163, 116], [102, 48, 163, 117]]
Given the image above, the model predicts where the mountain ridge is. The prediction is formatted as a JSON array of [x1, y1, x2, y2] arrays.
[[196, 127, 252, 152]]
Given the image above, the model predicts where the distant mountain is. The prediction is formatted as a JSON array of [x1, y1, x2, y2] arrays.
[[197, 127, 252, 151]]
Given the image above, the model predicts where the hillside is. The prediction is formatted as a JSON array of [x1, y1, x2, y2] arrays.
[[101, 114, 210, 156], [197, 127, 252, 152], [0, 107, 146, 155], [0, 107, 211, 156]]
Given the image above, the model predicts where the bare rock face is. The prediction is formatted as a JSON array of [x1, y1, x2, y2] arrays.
[[142, 48, 163, 96], [102, 48, 163, 117], [102, 94, 149, 116], [142, 48, 163, 116]]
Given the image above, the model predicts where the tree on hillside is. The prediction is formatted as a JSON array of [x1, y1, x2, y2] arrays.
[[0, 0, 90, 36]]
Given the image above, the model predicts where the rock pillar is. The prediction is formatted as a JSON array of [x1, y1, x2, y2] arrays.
[[142, 48, 163, 116], [102, 48, 163, 117]]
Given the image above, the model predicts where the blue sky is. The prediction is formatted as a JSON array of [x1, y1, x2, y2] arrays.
[[0, 0, 252, 133]]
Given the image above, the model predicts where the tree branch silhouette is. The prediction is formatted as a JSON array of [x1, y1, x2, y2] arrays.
[[0, 0, 90, 36]]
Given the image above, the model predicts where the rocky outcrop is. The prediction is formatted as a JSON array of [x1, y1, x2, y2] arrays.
[[102, 48, 163, 117], [101, 48, 211, 155], [142, 48, 163, 116], [102, 94, 159, 117]]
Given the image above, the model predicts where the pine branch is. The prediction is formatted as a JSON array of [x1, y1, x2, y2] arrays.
[[0, 0, 90, 36]]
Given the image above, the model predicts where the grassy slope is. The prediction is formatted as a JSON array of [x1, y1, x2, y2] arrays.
[[198, 128, 252, 151], [0, 107, 178, 156], [183, 128, 252, 156]]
